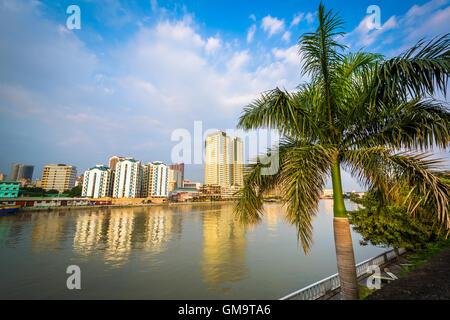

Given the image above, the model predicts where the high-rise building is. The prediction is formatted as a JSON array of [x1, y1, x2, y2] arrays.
[[168, 169, 182, 193], [205, 131, 230, 186], [141, 162, 178, 198], [148, 161, 169, 198], [204, 132, 244, 187], [230, 137, 244, 186], [169, 163, 184, 185], [0, 173, 6, 181], [41, 164, 77, 192], [113, 158, 142, 198], [10, 164, 34, 181], [82, 165, 112, 198], [141, 163, 152, 198], [109, 156, 126, 171]]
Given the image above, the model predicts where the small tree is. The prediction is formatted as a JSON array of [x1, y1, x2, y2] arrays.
[[67, 185, 82, 197], [349, 205, 433, 251], [45, 189, 60, 196]]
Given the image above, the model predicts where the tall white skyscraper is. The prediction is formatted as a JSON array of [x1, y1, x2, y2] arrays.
[[205, 132, 229, 186], [204, 132, 244, 187], [149, 161, 169, 197], [230, 137, 244, 186], [82, 165, 112, 198], [113, 158, 142, 198]]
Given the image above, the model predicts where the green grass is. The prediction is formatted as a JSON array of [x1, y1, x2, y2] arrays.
[[359, 285, 376, 300], [401, 238, 450, 276]]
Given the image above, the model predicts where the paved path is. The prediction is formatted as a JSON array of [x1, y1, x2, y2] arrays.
[[328, 251, 410, 300], [365, 248, 450, 300]]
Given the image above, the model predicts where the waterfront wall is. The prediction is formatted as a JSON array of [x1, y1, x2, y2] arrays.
[[280, 248, 406, 300]]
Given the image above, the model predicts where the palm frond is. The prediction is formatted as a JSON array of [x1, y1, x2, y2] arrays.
[[234, 138, 333, 253], [280, 143, 333, 252], [342, 147, 450, 228], [237, 87, 321, 140], [343, 98, 450, 150], [371, 34, 450, 100], [298, 3, 346, 131]]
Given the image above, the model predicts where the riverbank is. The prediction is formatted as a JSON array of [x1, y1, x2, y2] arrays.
[[18, 200, 238, 213]]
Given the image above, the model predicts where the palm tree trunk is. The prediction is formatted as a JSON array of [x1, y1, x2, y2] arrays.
[[331, 159, 359, 300]]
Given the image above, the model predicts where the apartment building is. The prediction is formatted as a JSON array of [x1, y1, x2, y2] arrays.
[[82, 165, 112, 198], [41, 164, 77, 192], [113, 158, 142, 198], [204, 131, 244, 187]]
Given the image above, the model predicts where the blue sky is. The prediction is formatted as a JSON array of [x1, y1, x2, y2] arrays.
[[0, 0, 449, 190]]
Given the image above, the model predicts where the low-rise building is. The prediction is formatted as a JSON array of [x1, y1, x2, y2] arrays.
[[169, 187, 199, 202], [0, 197, 89, 207], [199, 184, 222, 200], [220, 185, 241, 200], [321, 189, 334, 199], [17, 178, 32, 187], [0, 181, 20, 198], [183, 180, 202, 190]]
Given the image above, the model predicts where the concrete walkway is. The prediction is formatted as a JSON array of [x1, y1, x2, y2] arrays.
[[365, 248, 450, 300]]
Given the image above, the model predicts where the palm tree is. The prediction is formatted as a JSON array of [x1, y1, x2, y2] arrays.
[[234, 3, 449, 300]]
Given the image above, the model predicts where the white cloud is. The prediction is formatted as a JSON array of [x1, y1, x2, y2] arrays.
[[405, 0, 448, 20], [205, 37, 221, 54], [150, 0, 158, 12], [247, 24, 256, 43], [290, 13, 304, 27], [249, 14, 256, 21], [344, 0, 448, 52], [345, 15, 398, 48], [0, 2, 316, 178], [402, 3, 450, 41], [261, 15, 285, 37], [305, 12, 315, 24], [282, 31, 291, 42]]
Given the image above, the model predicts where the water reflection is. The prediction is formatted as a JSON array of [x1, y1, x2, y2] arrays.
[[0, 201, 388, 299], [31, 212, 65, 252], [201, 205, 248, 291], [73, 211, 108, 255], [265, 205, 280, 234], [72, 208, 184, 266]]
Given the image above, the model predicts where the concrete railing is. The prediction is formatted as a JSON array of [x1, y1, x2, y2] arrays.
[[280, 248, 406, 300]]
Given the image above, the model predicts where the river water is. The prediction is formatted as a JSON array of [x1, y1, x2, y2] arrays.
[[0, 200, 386, 299]]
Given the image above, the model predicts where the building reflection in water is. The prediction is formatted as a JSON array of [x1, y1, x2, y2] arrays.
[[72, 207, 183, 267], [201, 204, 248, 292], [265, 204, 281, 235], [141, 208, 182, 253], [73, 210, 109, 255], [0, 218, 15, 247], [31, 212, 65, 252], [103, 210, 136, 265]]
